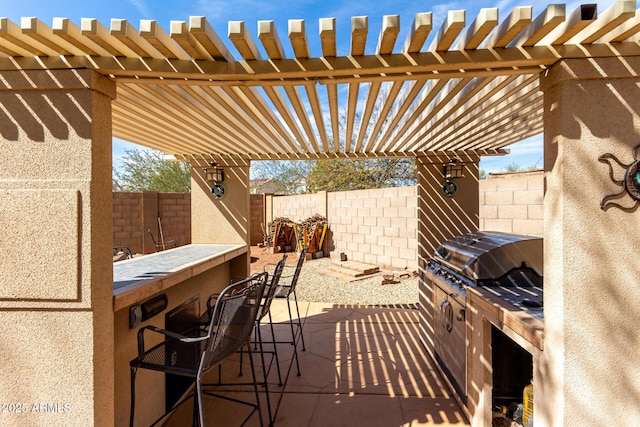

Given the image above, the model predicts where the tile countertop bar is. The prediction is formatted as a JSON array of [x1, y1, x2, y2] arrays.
[[113, 244, 247, 311]]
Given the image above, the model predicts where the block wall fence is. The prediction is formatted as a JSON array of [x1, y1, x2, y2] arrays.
[[112, 170, 543, 268], [266, 170, 544, 270], [113, 191, 191, 254]]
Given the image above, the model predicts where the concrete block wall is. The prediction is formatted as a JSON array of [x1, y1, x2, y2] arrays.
[[479, 170, 544, 237], [113, 192, 144, 254], [271, 191, 327, 221], [264, 171, 543, 270], [328, 186, 418, 270], [250, 194, 265, 245], [112, 171, 543, 268], [113, 192, 191, 254], [158, 193, 191, 247]]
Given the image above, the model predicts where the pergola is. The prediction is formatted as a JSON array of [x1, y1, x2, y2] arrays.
[[2, 1, 638, 160], [2, 2, 640, 426]]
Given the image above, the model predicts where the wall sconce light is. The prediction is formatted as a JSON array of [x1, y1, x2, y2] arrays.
[[443, 158, 464, 179], [205, 162, 225, 183], [204, 162, 226, 199]]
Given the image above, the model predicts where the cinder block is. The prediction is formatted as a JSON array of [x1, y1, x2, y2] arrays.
[[498, 205, 528, 220], [485, 191, 513, 205], [330, 251, 347, 261]]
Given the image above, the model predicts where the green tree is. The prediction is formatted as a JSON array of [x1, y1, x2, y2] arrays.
[[113, 148, 191, 192], [306, 158, 416, 192], [251, 160, 315, 194], [479, 169, 488, 179], [251, 157, 416, 194], [504, 162, 522, 173]]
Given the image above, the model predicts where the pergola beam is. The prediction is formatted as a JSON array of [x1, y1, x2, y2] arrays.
[[0, 4, 637, 160]]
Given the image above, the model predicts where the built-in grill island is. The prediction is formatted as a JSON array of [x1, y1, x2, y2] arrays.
[[424, 231, 543, 420]]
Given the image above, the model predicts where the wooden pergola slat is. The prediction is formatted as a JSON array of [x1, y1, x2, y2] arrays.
[[455, 8, 498, 50], [429, 10, 465, 51], [189, 16, 234, 62], [403, 12, 432, 53], [139, 19, 190, 60], [377, 15, 400, 55], [258, 20, 285, 60], [319, 18, 337, 57], [510, 4, 566, 47], [350, 16, 368, 56], [1, 3, 638, 160]]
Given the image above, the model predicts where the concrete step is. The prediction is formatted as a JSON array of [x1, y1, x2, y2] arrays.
[[322, 266, 380, 282], [326, 261, 380, 277]]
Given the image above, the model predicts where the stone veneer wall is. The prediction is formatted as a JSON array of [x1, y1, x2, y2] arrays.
[[113, 191, 191, 254]]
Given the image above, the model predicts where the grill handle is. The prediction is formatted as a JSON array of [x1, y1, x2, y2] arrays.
[[440, 300, 454, 332]]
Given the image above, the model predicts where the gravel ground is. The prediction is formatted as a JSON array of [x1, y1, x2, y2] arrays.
[[251, 247, 420, 306]]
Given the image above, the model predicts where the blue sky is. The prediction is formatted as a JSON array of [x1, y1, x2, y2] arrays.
[[3, 0, 617, 174]]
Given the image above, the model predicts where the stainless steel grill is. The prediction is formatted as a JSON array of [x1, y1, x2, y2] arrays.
[[425, 231, 543, 402]]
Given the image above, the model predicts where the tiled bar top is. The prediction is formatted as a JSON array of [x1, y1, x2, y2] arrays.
[[113, 244, 247, 311]]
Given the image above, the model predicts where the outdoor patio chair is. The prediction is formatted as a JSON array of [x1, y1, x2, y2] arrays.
[[255, 253, 288, 388], [267, 246, 308, 377], [201, 257, 286, 427], [129, 273, 267, 427], [148, 228, 177, 252], [228, 254, 287, 426], [113, 246, 133, 262]]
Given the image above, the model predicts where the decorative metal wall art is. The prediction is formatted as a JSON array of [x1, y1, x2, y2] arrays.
[[598, 144, 640, 211], [442, 180, 458, 197]]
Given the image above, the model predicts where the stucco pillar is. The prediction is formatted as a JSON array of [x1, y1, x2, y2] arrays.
[[416, 154, 479, 356], [190, 159, 250, 276], [0, 69, 116, 425], [540, 57, 640, 426]]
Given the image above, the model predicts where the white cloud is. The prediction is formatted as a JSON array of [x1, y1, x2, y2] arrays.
[[126, 0, 152, 19]]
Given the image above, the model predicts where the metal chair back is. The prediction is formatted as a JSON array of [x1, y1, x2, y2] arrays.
[[259, 254, 287, 321], [200, 273, 267, 376]]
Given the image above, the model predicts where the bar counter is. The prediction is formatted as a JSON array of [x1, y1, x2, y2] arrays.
[[113, 244, 247, 311]]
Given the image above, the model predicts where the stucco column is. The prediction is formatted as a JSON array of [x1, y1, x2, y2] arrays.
[[416, 154, 479, 352], [0, 69, 116, 425], [190, 159, 251, 276], [540, 57, 640, 426]]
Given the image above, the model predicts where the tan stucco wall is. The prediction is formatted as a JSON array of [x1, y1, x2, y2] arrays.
[[540, 57, 640, 426], [190, 160, 250, 277], [190, 162, 248, 245], [0, 69, 116, 426], [416, 155, 480, 361]]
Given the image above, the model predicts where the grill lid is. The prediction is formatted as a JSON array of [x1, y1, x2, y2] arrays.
[[433, 231, 543, 281]]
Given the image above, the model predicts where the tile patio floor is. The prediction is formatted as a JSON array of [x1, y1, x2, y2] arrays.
[[163, 300, 470, 427]]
